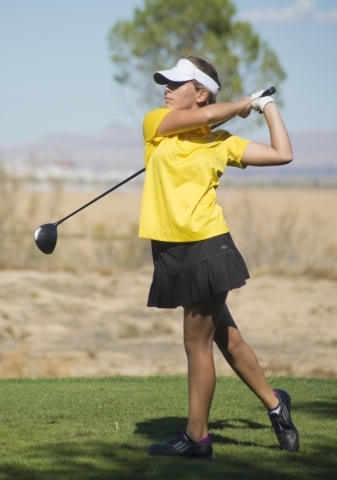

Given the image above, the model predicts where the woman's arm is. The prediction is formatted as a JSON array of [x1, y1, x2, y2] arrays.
[[157, 97, 252, 136], [241, 103, 293, 167]]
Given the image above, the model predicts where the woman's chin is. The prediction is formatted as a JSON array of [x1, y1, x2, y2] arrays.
[[165, 100, 175, 109]]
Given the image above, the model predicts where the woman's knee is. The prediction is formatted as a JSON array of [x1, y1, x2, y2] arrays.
[[183, 327, 195, 355], [183, 319, 215, 357], [214, 325, 245, 357], [227, 329, 246, 355], [183, 327, 212, 356]]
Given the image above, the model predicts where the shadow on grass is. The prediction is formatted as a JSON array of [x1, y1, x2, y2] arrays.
[[134, 416, 277, 450], [1, 438, 337, 480], [296, 398, 337, 420], [209, 418, 270, 431]]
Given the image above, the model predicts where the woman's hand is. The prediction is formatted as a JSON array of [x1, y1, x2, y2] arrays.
[[237, 96, 252, 119]]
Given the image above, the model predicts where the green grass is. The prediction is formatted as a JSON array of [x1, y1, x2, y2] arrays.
[[0, 376, 336, 479]]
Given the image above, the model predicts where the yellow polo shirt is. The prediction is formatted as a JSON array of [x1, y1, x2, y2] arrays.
[[139, 108, 250, 242]]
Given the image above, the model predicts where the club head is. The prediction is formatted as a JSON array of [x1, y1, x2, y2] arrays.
[[34, 223, 58, 254]]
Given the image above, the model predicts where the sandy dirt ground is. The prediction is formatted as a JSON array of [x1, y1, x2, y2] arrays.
[[0, 268, 336, 379], [1, 187, 336, 379]]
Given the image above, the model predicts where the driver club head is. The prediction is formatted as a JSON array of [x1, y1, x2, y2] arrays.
[[34, 223, 58, 254]]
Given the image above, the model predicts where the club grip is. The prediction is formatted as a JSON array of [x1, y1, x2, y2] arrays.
[[261, 86, 276, 97], [258, 86, 276, 114]]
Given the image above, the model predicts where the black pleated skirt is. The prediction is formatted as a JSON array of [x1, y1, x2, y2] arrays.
[[147, 232, 250, 309]]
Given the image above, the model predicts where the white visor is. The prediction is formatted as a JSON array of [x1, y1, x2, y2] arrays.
[[154, 59, 219, 95]]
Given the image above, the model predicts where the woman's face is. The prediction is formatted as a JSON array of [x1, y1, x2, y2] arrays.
[[164, 81, 205, 110]]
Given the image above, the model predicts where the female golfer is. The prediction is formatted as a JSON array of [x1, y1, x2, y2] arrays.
[[139, 57, 299, 458]]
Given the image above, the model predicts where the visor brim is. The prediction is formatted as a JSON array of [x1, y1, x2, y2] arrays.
[[153, 71, 192, 85]]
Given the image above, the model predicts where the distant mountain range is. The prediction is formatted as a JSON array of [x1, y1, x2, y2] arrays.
[[0, 125, 144, 173], [288, 129, 337, 170], [1, 125, 336, 180]]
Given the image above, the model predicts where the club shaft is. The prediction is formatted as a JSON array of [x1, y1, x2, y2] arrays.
[[56, 168, 145, 226]]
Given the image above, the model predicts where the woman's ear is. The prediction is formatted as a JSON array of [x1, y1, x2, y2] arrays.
[[196, 88, 209, 106]]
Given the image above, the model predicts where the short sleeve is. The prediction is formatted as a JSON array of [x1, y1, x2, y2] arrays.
[[225, 135, 250, 169], [143, 108, 171, 142]]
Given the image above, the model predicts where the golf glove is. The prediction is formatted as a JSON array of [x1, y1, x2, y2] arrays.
[[252, 95, 275, 113], [250, 90, 265, 102]]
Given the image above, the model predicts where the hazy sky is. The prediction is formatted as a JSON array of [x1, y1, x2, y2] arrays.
[[1, 0, 336, 145]]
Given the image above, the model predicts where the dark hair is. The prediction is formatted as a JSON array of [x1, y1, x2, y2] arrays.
[[187, 56, 221, 106]]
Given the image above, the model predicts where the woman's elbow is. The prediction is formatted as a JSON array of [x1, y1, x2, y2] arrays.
[[279, 156, 293, 165], [279, 154, 293, 165], [266, 154, 293, 166], [276, 147, 293, 165]]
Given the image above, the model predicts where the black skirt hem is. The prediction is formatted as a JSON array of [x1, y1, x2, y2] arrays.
[[147, 249, 249, 309]]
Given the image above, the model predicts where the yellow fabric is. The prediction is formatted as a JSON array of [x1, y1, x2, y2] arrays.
[[139, 108, 250, 242]]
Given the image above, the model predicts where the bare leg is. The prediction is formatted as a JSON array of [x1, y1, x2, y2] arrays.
[[214, 303, 279, 410], [183, 292, 227, 443]]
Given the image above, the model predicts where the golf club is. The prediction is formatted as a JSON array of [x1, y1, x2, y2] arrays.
[[34, 86, 276, 254], [34, 168, 145, 254]]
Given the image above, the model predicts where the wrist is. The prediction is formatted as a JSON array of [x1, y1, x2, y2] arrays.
[[263, 100, 276, 112], [237, 97, 251, 113], [259, 96, 275, 113]]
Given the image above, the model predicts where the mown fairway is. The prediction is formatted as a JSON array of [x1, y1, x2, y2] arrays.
[[1, 376, 336, 479]]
